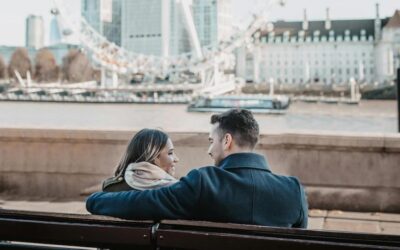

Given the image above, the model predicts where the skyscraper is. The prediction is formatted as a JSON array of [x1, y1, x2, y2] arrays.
[[169, 0, 192, 56], [121, 0, 198, 56], [83, 0, 233, 56], [49, 15, 62, 45], [192, 0, 233, 49], [81, 0, 121, 46], [121, 0, 165, 56], [26, 15, 45, 49]]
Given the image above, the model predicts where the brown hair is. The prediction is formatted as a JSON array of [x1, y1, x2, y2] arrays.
[[114, 128, 169, 176], [210, 109, 259, 149]]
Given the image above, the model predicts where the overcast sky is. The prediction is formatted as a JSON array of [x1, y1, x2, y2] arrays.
[[0, 0, 398, 46]]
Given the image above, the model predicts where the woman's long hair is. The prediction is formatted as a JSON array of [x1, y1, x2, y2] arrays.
[[114, 129, 169, 176]]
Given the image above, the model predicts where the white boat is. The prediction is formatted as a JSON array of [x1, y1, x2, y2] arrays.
[[187, 95, 290, 114]]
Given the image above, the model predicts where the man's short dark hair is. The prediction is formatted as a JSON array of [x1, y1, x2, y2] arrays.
[[210, 109, 259, 149]]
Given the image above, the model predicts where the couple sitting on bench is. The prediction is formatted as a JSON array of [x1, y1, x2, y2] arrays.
[[86, 109, 308, 228]]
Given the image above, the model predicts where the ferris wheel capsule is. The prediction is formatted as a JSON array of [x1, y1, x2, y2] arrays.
[[50, 8, 59, 15]]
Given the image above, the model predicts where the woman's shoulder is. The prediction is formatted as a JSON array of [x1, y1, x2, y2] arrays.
[[102, 175, 135, 192]]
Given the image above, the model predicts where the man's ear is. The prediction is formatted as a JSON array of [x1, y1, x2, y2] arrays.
[[223, 133, 233, 150]]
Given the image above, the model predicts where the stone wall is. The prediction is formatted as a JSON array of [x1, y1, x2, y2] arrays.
[[256, 133, 400, 212], [0, 128, 399, 212]]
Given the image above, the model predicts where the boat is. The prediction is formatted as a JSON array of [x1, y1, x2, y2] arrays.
[[187, 95, 290, 114]]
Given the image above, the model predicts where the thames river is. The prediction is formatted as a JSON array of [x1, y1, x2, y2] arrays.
[[0, 100, 397, 134]]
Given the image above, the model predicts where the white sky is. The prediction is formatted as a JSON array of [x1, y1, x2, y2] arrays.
[[0, 0, 398, 46]]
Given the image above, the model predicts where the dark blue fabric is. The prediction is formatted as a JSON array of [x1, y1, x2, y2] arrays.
[[86, 153, 308, 228]]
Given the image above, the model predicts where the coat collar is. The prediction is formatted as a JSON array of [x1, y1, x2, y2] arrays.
[[218, 153, 271, 172]]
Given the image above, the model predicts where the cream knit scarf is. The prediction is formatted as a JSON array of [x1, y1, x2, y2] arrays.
[[124, 162, 178, 191]]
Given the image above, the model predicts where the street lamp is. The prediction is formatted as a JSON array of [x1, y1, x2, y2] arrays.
[[396, 67, 400, 133], [397, 67, 400, 133], [396, 48, 400, 133]]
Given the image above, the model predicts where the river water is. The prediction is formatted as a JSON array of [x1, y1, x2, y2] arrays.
[[0, 100, 397, 134]]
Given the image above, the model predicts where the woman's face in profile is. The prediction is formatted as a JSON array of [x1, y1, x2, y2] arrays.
[[154, 138, 179, 176]]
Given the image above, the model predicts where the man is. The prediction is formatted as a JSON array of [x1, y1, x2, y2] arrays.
[[86, 109, 308, 228]]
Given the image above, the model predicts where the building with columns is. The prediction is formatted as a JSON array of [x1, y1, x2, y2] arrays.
[[237, 5, 400, 85]]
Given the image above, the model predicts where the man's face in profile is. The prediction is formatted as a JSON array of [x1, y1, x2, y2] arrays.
[[208, 123, 225, 166]]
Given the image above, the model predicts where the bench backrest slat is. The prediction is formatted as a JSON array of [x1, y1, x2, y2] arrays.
[[1, 210, 399, 250]]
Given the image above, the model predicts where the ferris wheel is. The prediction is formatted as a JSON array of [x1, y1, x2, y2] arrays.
[[52, 0, 285, 90]]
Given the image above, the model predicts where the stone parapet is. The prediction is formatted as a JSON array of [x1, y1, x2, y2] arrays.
[[0, 128, 399, 212]]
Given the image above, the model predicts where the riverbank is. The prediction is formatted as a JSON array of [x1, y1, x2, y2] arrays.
[[0, 100, 396, 133], [242, 83, 397, 100]]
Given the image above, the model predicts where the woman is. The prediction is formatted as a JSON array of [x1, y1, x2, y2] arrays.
[[102, 128, 179, 192]]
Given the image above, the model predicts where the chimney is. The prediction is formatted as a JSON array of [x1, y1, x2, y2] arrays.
[[325, 8, 331, 30], [374, 3, 381, 42], [302, 9, 309, 30]]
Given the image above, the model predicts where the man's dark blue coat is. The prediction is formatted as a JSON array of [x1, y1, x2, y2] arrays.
[[86, 153, 308, 228]]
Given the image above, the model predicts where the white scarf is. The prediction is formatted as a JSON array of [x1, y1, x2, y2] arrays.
[[124, 162, 178, 191]]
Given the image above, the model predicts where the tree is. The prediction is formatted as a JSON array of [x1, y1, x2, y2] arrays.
[[62, 49, 95, 83], [0, 55, 6, 79], [8, 47, 32, 79], [34, 48, 59, 82]]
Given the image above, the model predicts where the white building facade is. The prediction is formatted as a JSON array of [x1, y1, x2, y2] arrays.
[[26, 15, 45, 49], [238, 6, 400, 85]]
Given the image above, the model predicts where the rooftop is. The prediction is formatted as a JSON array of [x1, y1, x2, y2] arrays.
[[385, 10, 400, 28], [259, 10, 400, 39], [260, 18, 390, 39]]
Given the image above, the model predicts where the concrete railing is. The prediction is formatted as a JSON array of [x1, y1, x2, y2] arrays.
[[0, 128, 399, 212]]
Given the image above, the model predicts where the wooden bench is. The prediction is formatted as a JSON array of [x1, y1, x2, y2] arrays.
[[1, 210, 400, 250]]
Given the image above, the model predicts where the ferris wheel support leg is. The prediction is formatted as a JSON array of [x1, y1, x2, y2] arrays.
[[203, 68, 214, 88], [14, 70, 26, 87], [200, 70, 206, 86], [27, 71, 32, 87], [178, 0, 203, 60]]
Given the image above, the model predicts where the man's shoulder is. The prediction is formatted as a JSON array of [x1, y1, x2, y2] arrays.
[[186, 166, 218, 176], [271, 173, 303, 187], [182, 166, 224, 181], [277, 174, 301, 183]]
